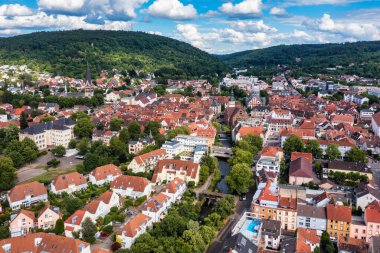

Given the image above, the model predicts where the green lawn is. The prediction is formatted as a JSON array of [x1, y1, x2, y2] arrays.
[[26, 166, 77, 184]]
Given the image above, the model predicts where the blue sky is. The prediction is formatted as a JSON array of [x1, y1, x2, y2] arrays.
[[0, 0, 379, 53]]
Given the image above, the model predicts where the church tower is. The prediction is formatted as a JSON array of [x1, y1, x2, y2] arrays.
[[228, 89, 236, 107], [84, 62, 94, 97]]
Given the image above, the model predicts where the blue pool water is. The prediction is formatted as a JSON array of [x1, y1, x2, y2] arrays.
[[247, 220, 260, 232]]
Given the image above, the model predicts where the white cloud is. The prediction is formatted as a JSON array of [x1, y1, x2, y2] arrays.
[[0, 29, 22, 36], [146, 0, 197, 20], [219, 0, 263, 18], [230, 20, 277, 33], [176, 24, 206, 48], [305, 13, 380, 41], [270, 7, 290, 18], [0, 4, 34, 16], [148, 31, 162, 36], [38, 0, 85, 12], [0, 12, 132, 31], [283, 0, 365, 7]]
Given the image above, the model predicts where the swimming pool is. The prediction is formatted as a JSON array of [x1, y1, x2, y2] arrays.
[[247, 220, 261, 232]]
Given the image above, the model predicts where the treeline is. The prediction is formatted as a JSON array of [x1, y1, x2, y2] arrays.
[[219, 41, 380, 78], [0, 30, 228, 80]]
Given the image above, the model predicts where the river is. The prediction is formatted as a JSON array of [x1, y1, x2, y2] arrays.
[[216, 158, 230, 193]]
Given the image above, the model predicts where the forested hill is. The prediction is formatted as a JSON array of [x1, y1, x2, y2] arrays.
[[0, 30, 227, 79], [218, 41, 380, 78]]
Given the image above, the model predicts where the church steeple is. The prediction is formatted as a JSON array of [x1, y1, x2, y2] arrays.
[[84, 62, 94, 97], [85, 62, 92, 86], [228, 89, 236, 107]]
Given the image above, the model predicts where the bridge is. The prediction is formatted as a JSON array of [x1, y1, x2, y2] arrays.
[[200, 191, 226, 202], [210, 146, 233, 158]]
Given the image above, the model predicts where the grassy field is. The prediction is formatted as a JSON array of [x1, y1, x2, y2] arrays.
[[26, 166, 77, 183]]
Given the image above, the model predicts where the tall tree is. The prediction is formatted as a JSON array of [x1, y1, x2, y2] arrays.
[[304, 139, 323, 158], [74, 117, 94, 138], [283, 135, 304, 156], [81, 217, 97, 244], [20, 112, 28, 130], [54, 219, 64, 235], [325, 144, 341, 160], [128, 121, 142, 140], [119, 128, 130, 144], [226, 163, 253, 195], [0, 157, 17, 191], [346, 147, 367, 162], [110, 118, 124, 132]]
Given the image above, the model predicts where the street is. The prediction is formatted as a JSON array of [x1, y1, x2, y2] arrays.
[[206, 186, 255, 253]]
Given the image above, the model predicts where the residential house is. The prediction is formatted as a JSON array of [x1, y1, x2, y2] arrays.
[[261, 219, 281, 250], [152, 159, 200, 185], [319, 139, 355, 158], [92, 130, 118, 145], [312, 192, 330, 207], [364, 200, 380, 242], [161, 141, 184, 159], [8, 181, 48, 210], [161, 177, 187, 203], [266, 109, 295, 132], [110, 175, 152, 199], [174, 135, 212, 151], [128, 136, 155, 154], [372, 112, 380, 138], [37, 205, 62, 230], [116, 213, 153, 249], [83, 190, 120, 221], [128, 149, 166, 173], [326, 204, 351, 240], [141, 193, 171, 222], [331, 115, 355, 126], [64, 210, 93, 238], [296, 205, 327, 231], [296, 228, 321, 253], [289, 157, 313, 186], [368, 235, 380, 253], [50, 172, 88, 195], [324, 161, 372, 181], [251, 181, 297, 231], [0, 233, 91, 253], [89, 164, 122, 186], [350, 215, 367, 240], [232, 124, 264, 142], [19, 118, 75, 150], [9, 210, 36, 237], [280, 127, 316, 147], [255, 146, 283, 176], [338, 237, 367, 253], [356, 183, 380, 210]]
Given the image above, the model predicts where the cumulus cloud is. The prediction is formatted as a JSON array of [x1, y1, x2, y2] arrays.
[[230, 20, 277, 33], [176, 24, 206, 48], [146, 0, 197, 20], [305, 13, 380, 41], [0, 29, 22, 36], [38, 0, 85, 12], [283, 0, 364, 7], [219, 0, 263, 18], [270, 7, 291, 18], [0, 4, 34, 16]]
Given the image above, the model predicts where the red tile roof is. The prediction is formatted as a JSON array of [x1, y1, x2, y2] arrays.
[[142, 193, 170, 212], [52, 172, 87, 191], [110, 175, 150, 193], [9, 181, 47, 202], [327, 204, 351, 223], [91, 164, 122, 181], [365, 200, 380, 223], [117, 213, 151, 238], [152, 159, 199, 183], [65, 210, 87, 225], [258, 181, 278, 203], [261, 146, 283, 158], [291, 152, 313, 162], [132, 149, 166, 165], [238, 126, 264, 137], [297, 228, 321, 253]]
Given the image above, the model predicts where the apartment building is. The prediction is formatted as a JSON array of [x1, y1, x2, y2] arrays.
[[8, 181, 48, 210], [19, 118, 75, 150], [326, 204, 351, 240], [151, 159, 200, 185]]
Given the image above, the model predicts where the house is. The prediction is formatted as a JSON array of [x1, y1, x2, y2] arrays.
[[261, 219, 281, 250], [221, 233, 258, 253], [9, 210, 36, 237], [50, 172, 88, 195], [289, 157, 313, 186], [324, 161, 372, 181], [0, 232, 91, 253], [19, 118, 75, 150], [266, 109, 295, 132], [84, 190, 120, 220], [246, 93, 262, 108], [255, 146, 283, 176], [174, 135, 212, 150], [372, 112, 380, 138], [64, 210, 93, 238], [161, 177, 187, 203], [331, 114, 355, 126], [319, 139, 355, 158], [326, 204, 351, 240], [312, 192, 330, 207], [105, 91, 120, 102], [128, 149, 166, 173], [251, 181, 297, 231], [151, 159, 200, 185], [338, 237, 367, 253], [8, 181, 48, 210], [296, 205, 327, 231], [364, 200, 380, 242], [110, 175, 152, 199], [89, 164, 122, 186], [280, 127, 316, 147], [161, 141, 184, 159], [141, 193, 172, 222], [37, 205, 62, 230], [116, 213, 153, 249], [368, 235, 380, 253], [92, 130, 118, 145], [128, 136, 155, 154], [224, 106, 249, 128], [356, 183, 380, 210], [296, 228, 321, 253], [232, 125, 264, 142]]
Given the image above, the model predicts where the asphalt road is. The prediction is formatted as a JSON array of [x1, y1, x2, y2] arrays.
[[206, 186, 254, 253]]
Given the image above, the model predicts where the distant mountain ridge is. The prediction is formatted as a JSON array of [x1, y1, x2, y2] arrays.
[[0, 30, 227, 79], [218, 41, 380, 78]]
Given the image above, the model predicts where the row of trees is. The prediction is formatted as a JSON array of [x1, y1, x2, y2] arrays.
[[226, 135, 263, 195], [283, 135, 367, 162], [116, 191, 234, 253]]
